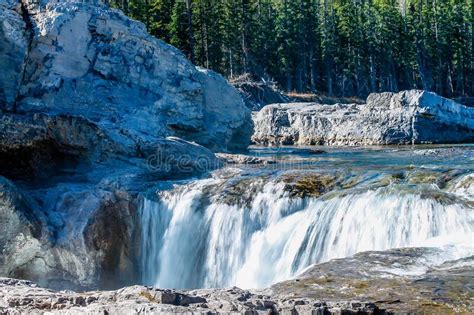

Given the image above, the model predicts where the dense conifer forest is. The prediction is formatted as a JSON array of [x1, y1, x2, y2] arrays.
[[108, 0, 474, 98]]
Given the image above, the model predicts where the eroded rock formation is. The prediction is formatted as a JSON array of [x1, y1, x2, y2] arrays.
[[2, 0, 252, 152], [0, 0, 251, 290], [253, 90, 474, 146]]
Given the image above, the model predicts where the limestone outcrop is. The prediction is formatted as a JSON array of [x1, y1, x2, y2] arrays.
[[1, 0, 252, 152], [0, 0, 249, 290], [252, 90, 474, 146]]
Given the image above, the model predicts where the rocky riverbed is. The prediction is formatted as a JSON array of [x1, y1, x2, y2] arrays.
[[1, 247, 472, 314]]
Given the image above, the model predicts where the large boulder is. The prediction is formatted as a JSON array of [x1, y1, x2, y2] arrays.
[[6, 0, 251, 152], [252, 90, 474, 146]]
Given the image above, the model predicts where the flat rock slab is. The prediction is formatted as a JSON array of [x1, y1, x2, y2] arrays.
[[271, 248, 474, 314]]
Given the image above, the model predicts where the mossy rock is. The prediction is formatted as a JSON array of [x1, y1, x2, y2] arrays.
[[378, 172, 405, 186], [407, 171, 439, 184], [214, 177, 268, 206], [282, 173, 338, 198]]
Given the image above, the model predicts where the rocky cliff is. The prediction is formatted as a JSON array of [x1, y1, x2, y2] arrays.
[[252, 90, 474, 146], [1, 0, 252, 152], [0, 0, 251, 290]]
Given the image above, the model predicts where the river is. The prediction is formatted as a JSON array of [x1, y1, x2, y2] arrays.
[[139, 145, 474, 290]]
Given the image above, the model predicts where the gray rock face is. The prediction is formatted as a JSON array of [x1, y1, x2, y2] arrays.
[[0, 113, 125, 178], [0, 2, 27, 110], [253, 90, 474, 146], [0, 177, 43, 279], [0, 173, 142, 291], [1, 0, 251, 152], [0, 122, 223, 290]]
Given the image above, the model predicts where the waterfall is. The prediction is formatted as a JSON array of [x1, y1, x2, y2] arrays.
[[140, 176, 474, 290]]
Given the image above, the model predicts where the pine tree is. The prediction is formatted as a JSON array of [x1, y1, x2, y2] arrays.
[[108, 0, 474, 98], [170, 0, 194, 62]]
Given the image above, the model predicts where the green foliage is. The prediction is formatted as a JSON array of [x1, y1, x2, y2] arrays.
[[109, 0, 474, 98]]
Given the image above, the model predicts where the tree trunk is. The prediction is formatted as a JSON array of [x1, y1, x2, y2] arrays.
[[185, 0, 195, 63]]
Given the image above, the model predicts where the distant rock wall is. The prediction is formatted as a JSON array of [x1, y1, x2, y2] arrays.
[[253, 90, 474, 146]]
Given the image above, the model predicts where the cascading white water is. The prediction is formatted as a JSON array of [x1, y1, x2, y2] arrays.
[[140, 174, 474, 290]]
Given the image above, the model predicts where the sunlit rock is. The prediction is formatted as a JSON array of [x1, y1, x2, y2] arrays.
[[253, 90, 474, 145]]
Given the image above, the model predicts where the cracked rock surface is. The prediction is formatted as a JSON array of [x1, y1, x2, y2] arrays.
[[0, 277, 386, 314], [1, 248, 471, 314], [252, 90, 474, 146], [1, 0, 252, 152]]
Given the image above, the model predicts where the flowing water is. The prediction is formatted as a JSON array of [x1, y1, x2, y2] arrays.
[[140, 146, 474, 289]]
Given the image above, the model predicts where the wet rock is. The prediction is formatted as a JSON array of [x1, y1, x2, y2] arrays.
[[217, 153, 276, 165], [282, 173, 338, 198], [82, 189, 138, 289], [308, 149, 327, 154], [411, 146, 472, 157], [271, 248, 474, 314], [407, 171, 439, 184], [0, 181, 141, 291], [253, 90, 474, 146]]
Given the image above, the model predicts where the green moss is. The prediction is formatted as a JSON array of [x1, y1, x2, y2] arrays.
[[341, 176, 362, 189], [378, 172, 404, 186], [284, 174, 337, 198], [408, 171, 439, 184]]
